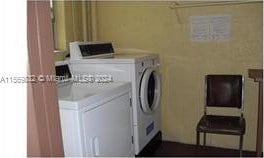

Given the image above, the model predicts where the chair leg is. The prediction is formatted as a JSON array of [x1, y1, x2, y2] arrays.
[[196, 131, 200, 146], [239, 135, 243, 157], [203, 132, 206, 146]]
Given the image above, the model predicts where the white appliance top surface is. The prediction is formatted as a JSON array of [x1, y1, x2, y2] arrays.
[[57, 82, 130, 110], [70, 52, 158, 64], [112, 53, 154, 59]]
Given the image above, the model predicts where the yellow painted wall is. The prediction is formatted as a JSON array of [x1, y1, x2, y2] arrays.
[[53, 1, 91, 60], [64, 1, 84, 45], [95, 1, 263, 150], [53, 1, 66, 51]]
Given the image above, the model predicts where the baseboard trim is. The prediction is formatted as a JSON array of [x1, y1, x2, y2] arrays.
[[136, 131, 162, 157]]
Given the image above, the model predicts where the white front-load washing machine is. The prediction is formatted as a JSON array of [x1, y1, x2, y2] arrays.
[[69, 41, 162, 155]]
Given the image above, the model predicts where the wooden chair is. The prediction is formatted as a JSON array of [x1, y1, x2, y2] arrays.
[[196, 75, 245, 157]]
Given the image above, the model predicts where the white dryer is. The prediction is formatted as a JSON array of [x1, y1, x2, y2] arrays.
[[69, 41, 162, 155], [56, 61, 134, 157]]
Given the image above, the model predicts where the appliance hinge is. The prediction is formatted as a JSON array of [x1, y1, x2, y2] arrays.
[[131, 136, 134, 144], [129, 98, 132, 107]]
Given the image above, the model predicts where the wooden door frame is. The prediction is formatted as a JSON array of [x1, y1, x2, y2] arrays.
[[27, 1, 64, 156]]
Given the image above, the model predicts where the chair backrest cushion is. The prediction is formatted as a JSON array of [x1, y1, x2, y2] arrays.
[[206, 75, 243, 108]]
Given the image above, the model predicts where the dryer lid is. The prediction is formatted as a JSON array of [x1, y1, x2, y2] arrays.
[[58, 82, 131, 110]]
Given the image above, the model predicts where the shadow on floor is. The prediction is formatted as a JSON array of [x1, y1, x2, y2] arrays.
[[151, 141, 256, 157]]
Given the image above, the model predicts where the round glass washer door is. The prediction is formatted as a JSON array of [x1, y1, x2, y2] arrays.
[[140, 67, 161, 114]]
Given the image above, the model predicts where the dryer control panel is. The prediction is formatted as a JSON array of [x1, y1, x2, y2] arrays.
[[70, 41, 114, 60]]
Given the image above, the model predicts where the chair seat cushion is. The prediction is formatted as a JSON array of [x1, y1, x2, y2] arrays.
[[196, 115, 245, 135]]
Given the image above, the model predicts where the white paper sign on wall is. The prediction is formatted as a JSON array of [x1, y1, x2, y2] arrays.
[[190, 15, 231, 42]]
